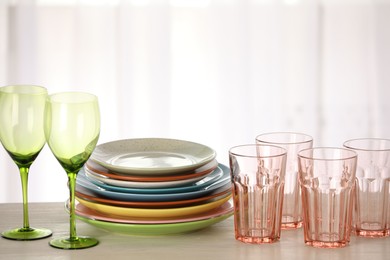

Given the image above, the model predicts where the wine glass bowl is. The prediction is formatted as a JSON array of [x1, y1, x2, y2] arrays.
[[0, 85, 52, 240], [44, 92, 100, 249]]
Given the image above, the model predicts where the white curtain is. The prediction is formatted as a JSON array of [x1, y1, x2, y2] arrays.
[[0, 0, 389, 202]]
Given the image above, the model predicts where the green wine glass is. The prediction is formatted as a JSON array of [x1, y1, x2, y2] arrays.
[[44, 92, 100, 249], [0, 85, 52, 240]]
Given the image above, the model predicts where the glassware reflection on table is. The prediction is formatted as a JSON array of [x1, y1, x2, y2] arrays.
[[256, 132, 313, 229], [0, 85, 52, 240], [298, 147, 357, 248], [44, 92, 100, 249], [343, 138, 390, 238], [229, 144, 287, 244]]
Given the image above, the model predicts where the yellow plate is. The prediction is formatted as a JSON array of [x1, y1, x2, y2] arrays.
[[77, 195, 231, 218]]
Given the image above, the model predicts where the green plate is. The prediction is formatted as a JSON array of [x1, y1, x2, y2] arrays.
[[76, 212, 233, 236]]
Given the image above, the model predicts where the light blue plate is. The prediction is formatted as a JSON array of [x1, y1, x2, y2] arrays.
[[83, 164, 227, 194], [76, 164, 231, 202]]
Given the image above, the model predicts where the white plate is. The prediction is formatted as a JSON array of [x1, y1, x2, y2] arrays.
[[85, 159, 218, 183], [90, 138, 216, 175]]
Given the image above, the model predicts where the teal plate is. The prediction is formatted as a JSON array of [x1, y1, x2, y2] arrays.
[[76, 164, 231, 202], [76, 212, 233, 236]]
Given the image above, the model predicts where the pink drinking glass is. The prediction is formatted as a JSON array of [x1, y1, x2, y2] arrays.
[[343, 138, 390, 238], [298, 147, 357, 248], [256, 132, 313, 229], [229, 144, 287, 244]]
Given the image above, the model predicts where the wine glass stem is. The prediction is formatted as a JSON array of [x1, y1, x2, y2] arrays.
[[19, 167, 31, 231], [67, 172, 78, 241]]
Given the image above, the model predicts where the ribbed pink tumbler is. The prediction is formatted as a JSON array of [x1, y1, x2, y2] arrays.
[[298, 147, 357, 248], [256, 132, 313, 229], [229, 144, 287, 244], [343, 138, 390, 238]]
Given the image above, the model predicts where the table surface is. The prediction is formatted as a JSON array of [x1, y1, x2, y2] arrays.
[[0, 202, 389, 260]]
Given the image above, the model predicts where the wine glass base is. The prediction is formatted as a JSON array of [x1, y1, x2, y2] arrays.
[[49, 236, 99, 250], [1, 227, 52, 240]]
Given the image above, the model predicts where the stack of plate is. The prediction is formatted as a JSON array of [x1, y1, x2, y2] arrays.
[[74, 138, 233, 236]]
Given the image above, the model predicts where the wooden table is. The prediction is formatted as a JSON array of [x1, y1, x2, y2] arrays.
[[0, 203, 389, 260]]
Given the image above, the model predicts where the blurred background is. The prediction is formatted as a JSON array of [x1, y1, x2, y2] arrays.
[[0, 0, 389, 203]]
